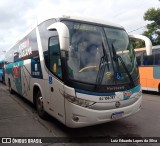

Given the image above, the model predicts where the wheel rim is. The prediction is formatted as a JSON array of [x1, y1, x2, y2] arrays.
[[37, 96, 43, 114]]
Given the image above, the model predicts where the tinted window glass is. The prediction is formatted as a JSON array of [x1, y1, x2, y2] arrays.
[[154, 49, 160, 65], [48, 36, 62, 78], [143, 54, 153, 65], [135, 51, 144, 66], [63, 21, 139, 85]]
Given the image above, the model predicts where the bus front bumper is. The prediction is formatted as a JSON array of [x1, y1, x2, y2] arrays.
[[65, 96, 142, 128]]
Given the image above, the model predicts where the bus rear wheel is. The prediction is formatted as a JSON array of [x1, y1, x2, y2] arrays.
[[36, 91, 47, 119]]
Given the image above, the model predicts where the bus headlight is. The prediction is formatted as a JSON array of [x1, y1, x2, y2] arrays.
[[65, 94, 95, 107]]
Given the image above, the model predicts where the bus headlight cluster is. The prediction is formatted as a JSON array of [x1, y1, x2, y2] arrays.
[[65, 94, 95, 107]]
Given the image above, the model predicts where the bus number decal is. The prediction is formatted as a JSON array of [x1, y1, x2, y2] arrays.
[[99, 95, 115, 101]]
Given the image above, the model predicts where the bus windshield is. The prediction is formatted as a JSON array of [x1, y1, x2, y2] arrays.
[[64, 21, 138, 86]]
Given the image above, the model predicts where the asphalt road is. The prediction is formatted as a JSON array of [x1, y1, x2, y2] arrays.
[[0, 83, 160, 146]]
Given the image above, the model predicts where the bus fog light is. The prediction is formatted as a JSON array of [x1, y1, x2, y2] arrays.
[[65, 94, 95, 107], [73, 116, 79, 122]]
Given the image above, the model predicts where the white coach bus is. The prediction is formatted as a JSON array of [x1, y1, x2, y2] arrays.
[[5, 15, 152, 128]]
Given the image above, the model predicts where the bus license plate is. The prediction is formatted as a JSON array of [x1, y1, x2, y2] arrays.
[[111, 111, 124, 119]]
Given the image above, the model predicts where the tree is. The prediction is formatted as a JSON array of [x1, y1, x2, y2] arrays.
[[143, 8, 160, 46], [131, 39, 145, 49]]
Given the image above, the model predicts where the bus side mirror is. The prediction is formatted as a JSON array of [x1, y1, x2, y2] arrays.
[[47, 22, 70, 52], [129, 34, 152, 56]]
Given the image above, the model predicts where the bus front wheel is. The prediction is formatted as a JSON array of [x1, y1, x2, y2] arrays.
[[36, 91, 47, 119]]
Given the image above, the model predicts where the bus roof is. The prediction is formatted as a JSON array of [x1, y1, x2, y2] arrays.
[[37, 14, 124, 29], [7, 14, 124, 52]]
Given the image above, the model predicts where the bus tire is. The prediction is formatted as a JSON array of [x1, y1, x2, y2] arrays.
[[36, 91, 47, 119], [8, 80, 14, 94]]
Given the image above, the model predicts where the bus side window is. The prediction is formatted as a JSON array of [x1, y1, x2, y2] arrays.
[[136, 51, 144, 66], [154, 50, 160, 65], [48, 36, 62, 78], [144, 55, 153, 65]]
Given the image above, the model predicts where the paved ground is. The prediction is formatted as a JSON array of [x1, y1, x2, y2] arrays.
[[0, 83, 160, 146]]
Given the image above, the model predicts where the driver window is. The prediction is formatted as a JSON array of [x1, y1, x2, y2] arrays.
[[48, 36, 62, 78]]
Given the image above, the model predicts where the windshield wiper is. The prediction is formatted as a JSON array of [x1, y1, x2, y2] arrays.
[[95, 43, 109, 90], [112, 44, 135, 87]]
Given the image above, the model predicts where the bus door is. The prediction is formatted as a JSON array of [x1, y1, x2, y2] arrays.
[[46, 34, 65, 124]]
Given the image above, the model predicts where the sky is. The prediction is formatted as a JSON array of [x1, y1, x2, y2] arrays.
[[0, 0, 159, 59]]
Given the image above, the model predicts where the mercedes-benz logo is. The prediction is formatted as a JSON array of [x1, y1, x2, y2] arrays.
[[115, 101, 120, 108]]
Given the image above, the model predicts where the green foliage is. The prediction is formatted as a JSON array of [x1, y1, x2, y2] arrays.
[[143, 8, 160, 46], [131, 39, 145, 49]]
